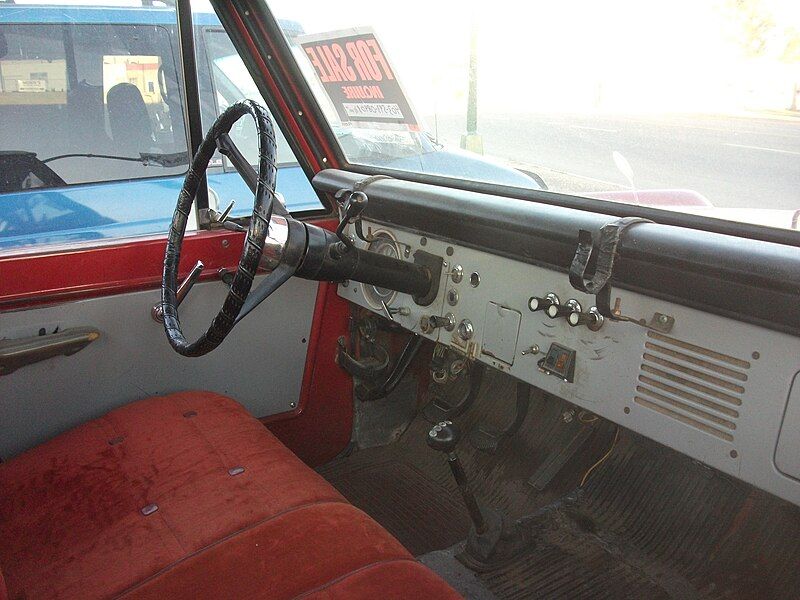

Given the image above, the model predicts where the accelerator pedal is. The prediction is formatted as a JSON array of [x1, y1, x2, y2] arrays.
[[526, 411, 599, 491]]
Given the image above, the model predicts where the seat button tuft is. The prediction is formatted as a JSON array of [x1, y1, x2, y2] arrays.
[[183, 410, 198, 418], [108, 436, 124, 446], [141, 503, 159, 516], [228, 466, 245, 476]]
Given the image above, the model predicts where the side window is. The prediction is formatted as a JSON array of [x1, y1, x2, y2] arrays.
[[203, 29, 296, 166], [198, 26, 321, 216], [0, 9, 189, 251], [0, 22, 187, 189]]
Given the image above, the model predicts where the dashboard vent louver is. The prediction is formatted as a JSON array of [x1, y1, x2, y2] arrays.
[[635, 331, 750, 442]]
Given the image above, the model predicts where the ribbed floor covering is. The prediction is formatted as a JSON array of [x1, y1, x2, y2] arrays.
[[319, 369, 800, 599]]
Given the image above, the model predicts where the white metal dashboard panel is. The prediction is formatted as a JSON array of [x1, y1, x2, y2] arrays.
[[776, 372, 800, 480], [340, 220, 800, 507]]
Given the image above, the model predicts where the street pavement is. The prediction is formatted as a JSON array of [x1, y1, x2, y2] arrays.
[[427, 112, 800, 211]]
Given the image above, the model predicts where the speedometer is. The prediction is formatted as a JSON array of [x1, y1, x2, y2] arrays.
[[362, 231, 401, 310]]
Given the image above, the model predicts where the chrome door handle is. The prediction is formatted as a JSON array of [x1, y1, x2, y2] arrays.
[[151, 260, 204, 323], [0, 327, 100, 376]]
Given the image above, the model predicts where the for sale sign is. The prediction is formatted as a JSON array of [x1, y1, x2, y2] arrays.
[[297, 27, 419, 130]]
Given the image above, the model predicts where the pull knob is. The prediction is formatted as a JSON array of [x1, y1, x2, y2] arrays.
[[547, 299, 581, 319], [568, 306, 604, 331], [528, 293, 559, 312]]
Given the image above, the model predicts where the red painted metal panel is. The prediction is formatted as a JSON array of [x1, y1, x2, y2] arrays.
[[228, 7, 341, 170], [0, 230, 246, 311], [264, 280, 353, 467]]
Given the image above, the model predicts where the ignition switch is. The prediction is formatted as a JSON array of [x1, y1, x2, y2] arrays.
[[457, 319, 474, 341]]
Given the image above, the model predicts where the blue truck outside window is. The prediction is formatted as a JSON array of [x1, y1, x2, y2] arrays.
[[0, 5, 320, 252]]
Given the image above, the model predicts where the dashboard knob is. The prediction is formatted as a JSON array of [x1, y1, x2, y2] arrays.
[[546, 303, 571, 319], [528, 293, 559, 312], [547, 299, 581, 319], [568, 307, 604, 331], [429, 315, 448, 328], [457, 319, 474, 340], [567, 311, 591, 327]]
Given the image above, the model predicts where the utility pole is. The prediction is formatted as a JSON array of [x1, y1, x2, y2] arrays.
[[460, 16, 483, 154]]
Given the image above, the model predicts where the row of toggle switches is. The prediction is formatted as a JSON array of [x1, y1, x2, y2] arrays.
[[528, 293, 604, 331]]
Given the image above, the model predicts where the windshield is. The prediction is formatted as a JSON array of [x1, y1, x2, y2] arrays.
[[268, 0, 800, 232]]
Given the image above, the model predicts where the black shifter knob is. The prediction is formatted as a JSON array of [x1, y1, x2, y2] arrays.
[[427, 421, 460, 453], [426, 420, 488, 536]]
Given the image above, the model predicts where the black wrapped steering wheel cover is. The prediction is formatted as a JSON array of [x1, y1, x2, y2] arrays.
[[162, 100, 278, 357]]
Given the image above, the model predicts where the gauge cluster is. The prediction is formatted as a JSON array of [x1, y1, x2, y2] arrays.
[[339, 219, 800, 508], [360, 230, 403, 311]]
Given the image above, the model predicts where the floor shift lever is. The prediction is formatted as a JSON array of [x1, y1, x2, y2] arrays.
[[427, 421, 487, 534], [428, 421, 531, 571]]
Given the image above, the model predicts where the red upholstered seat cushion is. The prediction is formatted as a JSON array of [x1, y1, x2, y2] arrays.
[[0, 392, 460, 600]]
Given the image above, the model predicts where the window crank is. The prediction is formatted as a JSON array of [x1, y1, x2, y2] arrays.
[[208, 200, 246, 232], [151, 260, 205, 323]]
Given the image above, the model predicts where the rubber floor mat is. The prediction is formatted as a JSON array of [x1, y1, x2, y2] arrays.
[[476, 510, 683, 600], [318, 369, 800, 599], [318, 459, 471, 555]]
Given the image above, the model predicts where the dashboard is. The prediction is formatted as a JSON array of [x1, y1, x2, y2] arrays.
[[315, 171, 800, 508]]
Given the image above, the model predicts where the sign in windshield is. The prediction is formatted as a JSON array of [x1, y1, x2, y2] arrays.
[[297, 28, 420, 130]]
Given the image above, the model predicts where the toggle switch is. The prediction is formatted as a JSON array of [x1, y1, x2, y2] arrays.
[[421, 313, 456, 333]]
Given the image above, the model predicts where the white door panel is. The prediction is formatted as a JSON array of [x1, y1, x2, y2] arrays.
[[0, 276, 317, 458]]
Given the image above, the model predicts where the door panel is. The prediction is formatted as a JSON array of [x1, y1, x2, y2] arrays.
[[0, 276, 317, 458]]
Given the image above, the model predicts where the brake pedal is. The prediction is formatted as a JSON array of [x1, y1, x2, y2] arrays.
[[468, 382, 533, 454]]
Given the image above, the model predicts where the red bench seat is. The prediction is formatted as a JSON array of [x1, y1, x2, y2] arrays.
[[0, 392, 460, 599]]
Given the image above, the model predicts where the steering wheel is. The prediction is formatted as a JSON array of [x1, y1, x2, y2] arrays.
[[161, 100, 302, 357]]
